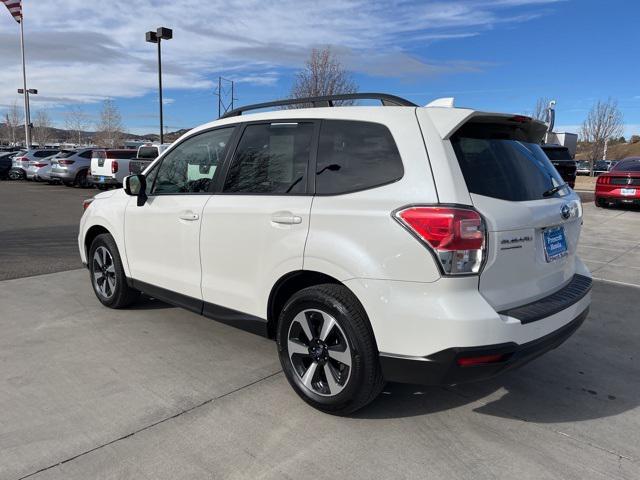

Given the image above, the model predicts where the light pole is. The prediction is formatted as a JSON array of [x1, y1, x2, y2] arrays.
[[146, 27, 172, 144], [18, 88, 37, 147]]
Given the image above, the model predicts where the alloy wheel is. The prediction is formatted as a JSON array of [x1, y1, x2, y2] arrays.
[[92, 246, 116, 298], [287, 309, 352, 397]]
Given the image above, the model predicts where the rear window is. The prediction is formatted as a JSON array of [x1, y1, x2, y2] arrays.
[[542, 147, 572, 161], [57, 150, 77, 158], [316, 120, 403, 195], [612, 159, 640, 172], [107, 150, 137, 159], [137, 146, 159, 159], [34, 150, 57, 158], [451, 121, 567, 201]]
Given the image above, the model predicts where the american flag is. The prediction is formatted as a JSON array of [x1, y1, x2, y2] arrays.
[[2, 0, 21, 22]]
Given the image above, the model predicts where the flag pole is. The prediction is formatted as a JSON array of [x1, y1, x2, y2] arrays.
[[19, 8, 31, 148]]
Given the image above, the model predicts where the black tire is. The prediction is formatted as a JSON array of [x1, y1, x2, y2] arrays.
[[88, 233, 140, 308], [277, 284, 384, 415], [76, 170, 90, 188], [596, 197, 607, 208]]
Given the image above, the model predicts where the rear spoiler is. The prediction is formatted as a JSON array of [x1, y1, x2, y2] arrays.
[[421, 108, 547, 142]]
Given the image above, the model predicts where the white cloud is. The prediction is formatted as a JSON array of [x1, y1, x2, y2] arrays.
[[0, 0, 559, 109]]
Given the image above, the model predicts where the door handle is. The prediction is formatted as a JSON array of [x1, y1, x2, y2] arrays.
[[271, 214, 302, 225], [178, 212, 199, 221]]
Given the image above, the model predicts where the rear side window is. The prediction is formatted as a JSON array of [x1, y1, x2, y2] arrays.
[[451, 122, 567, 201], [223, 122, 313, 194], [79, 150, 93, 159], [315, 120, 403, 195]]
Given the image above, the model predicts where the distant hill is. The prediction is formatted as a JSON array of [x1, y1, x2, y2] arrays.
[[0, 123, 192, 145], [575, 141, 640, 161]]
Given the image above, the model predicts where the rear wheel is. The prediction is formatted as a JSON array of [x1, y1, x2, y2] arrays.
[[277, 284, 384, 415], [8, 170, 22, 180], [89, 233, 140, 308], [76, 170, 90, 188]]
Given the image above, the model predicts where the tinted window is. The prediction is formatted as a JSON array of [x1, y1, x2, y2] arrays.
[[612, 158, 640, 172], [108, 150, 137, 159], [542, 147, 572, 161], [223, 122, 312, 194], [316, 120, 403, 195], [153, 127, 233, 194], [35, 150, 57, 158], [137, 146, 158, 159], [57, 150, 76, 158], [451, 123, 567, 201], [79, 150, 93, 159]]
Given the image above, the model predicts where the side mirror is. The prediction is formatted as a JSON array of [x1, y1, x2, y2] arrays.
[[123, 174, 147, 206]]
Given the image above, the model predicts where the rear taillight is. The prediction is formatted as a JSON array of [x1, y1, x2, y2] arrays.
[[58, 160, 75, 165], [111, 161, 118, 174], [395, 206, 485, 275], [33, 162, 47, 168], [83, 198, 94, 211], [597, 176, 610, 185]]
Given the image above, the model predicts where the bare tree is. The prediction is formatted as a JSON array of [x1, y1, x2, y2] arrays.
[[32, 110, 53, 147], [4, 101, 22, 145], [94, 99, 123, 148], [533, 97, 552, 122], [580, 99, 624, 172], [64, 105, 90, 145], [289, 47, 358, 106]]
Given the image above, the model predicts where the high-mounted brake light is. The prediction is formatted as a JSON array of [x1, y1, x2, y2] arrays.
[[395, 206, 485, 275], [111, 161, 118, 174]]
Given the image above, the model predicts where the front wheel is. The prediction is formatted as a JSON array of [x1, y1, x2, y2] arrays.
[[88, 233, 140, 308], [277, 284, 384, 415]]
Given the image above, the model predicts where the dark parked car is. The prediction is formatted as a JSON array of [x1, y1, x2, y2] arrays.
[[0, 151, 14, 179], [595, 157, 640, 207], [593, 160, 616, 176], [541, 145, 577, 188]]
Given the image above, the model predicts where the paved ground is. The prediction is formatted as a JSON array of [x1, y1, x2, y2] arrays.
[[0, 271, 638, 480], [579, 202, 640, 287], [0, 181, 93, 280]]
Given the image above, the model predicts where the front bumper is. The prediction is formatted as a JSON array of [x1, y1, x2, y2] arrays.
[[380, 307, 588, 386]]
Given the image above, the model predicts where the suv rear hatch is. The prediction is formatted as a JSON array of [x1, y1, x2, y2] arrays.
[[424, 112, 583, 311]]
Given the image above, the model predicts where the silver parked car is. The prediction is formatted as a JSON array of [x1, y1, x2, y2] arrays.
[[20, 149, 60, 181], [49, 148, 94, 187]]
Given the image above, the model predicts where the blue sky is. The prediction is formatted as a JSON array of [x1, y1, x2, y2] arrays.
[[1, 0, 638, 137]]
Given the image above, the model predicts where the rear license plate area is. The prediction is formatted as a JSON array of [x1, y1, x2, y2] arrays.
[[621, 188, 636, 196], [543, 226, 568, 262]]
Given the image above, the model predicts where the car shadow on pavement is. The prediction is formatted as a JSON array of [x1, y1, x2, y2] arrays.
[[128, 294, 173, 310]]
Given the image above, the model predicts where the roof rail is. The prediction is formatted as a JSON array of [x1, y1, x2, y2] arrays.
[[220, 93, 417, 119]]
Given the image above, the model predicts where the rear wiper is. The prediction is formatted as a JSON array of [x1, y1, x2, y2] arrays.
[[542, 183, 567, 198]]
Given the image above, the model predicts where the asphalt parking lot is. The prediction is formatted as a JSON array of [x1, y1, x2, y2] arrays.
[[1, 181, 639, 479]]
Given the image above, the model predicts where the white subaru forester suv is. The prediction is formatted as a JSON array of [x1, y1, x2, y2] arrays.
[[79, 93, 591, 414]]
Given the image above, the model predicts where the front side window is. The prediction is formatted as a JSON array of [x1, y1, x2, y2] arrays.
[[315, 120, 404, 195], [223, 122, 313, 194], [152, 127, 234, 194]]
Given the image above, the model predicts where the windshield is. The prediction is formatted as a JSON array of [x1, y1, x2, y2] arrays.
[[612, 159, 640, 172], [451, 123, 567, 201]]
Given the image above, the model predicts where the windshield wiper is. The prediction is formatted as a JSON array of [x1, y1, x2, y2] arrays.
[[542, 183, 567, 198]]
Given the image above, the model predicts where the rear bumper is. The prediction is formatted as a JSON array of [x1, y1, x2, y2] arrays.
[[50, 170, 76, 181], [379, 307, 588, 385], [88, 175, 119, 186]]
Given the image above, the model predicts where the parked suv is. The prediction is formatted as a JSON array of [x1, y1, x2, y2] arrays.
[[11, 149, 58, 180], [88, 149, 137, 189], [79, 94, 591, 414], [541, 144, 577, 188], [49, 148, 94, 187]]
